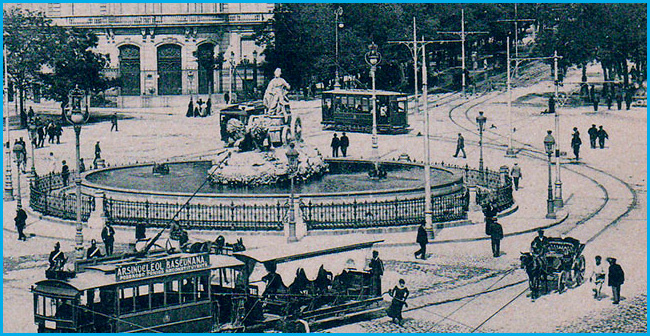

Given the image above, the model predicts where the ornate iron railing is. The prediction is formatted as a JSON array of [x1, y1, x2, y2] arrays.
[[301, 188, 469, 230], [103, 198, 286, 231], [29, 172, 95, 222]]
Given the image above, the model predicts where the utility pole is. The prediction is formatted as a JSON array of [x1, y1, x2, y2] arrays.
[[388, 18, 420, 115], [3, 34, 14, 201], [438, 9, 488, 97], [496, 4, 535, 60], [421, 37, 433, 238]]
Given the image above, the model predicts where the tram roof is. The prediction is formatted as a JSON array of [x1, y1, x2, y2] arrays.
[[323, 89, 406, 96], [234, 238, 383, 264], [35, 253, 244, 292]]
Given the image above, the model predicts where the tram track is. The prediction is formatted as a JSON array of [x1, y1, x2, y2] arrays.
[[324, 82, 638, 333]]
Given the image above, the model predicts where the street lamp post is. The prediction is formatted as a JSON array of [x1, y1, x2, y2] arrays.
[[229, 51, 235, 105], [64, 85, 90, 264], [12, 140, 24, 209], [476, 111, 487, 177], [285, 143, 299, 243], [4, 32, 14, 201], [27, 123, 37, 179], [553, 51, 564, 208], [421, 39, 433, 236], [365, 42, 382, 161], [505, 35, 517, 157], [334, 6, 343, 89], [543, 130, 556, 219], [252, 50, 258, 90]]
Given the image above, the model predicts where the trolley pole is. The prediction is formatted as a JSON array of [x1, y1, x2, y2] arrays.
[[505, 36, 516, 157]]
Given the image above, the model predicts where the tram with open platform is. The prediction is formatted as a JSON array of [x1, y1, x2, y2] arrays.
[[32, 238, 384, 333]]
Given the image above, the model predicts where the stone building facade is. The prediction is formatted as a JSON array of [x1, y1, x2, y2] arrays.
[[7, 3, 273, 107]]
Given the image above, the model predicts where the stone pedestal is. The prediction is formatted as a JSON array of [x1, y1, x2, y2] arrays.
[[94, 159, 106, 169]]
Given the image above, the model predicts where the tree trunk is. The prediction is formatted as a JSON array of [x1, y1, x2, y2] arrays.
[[621, 59, 629, 87], [601, 61, 608, 82], [19, 86, 24, 116], [60, 103, 66, 121]]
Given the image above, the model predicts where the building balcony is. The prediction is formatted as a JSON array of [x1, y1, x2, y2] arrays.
[[51, 12, 273, 28]]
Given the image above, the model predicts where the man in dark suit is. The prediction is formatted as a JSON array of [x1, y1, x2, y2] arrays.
[[414, 222, 429, 260], [607, 257, 624, 304], [490, 222, 504, 257], [368, 250, 384, 296]]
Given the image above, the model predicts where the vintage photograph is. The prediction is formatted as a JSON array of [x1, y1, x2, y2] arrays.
[[2, 3, 647, 333]]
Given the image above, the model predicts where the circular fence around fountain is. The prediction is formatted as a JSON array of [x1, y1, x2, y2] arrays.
[[29, 159, 514, 233]]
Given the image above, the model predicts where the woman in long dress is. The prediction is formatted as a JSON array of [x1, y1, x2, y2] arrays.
[[387, 279, 409, 325]]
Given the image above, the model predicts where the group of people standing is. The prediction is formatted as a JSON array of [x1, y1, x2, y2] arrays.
[[590, 255, 625, 304], [330, 132, 350, 157], [583, 83, 637, 112], [571, 125, 609, 160], [186, 97, 212, 118]]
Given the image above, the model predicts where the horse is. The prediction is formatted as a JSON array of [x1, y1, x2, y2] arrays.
[[520, 252, 548, 300]]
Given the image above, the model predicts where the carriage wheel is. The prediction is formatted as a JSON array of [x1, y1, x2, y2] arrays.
[[281, 126, 291, 146], [557, 271, 567, 294], [291, 116, 303, 142]]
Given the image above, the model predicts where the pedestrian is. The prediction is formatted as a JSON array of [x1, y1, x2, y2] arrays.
[[48, 152, 57, 174], [46, 122, 55, 144], [453, 133, 466, 158], [86, 239, 103, 259], [14, 207, 27, 241], [101, 223, 115, 256], [592, 91, 600, 111], [330, 133, 340, 157], [571, 127, 582, 160], [186, 98, 194, 118], [588, 124, 598, 149], [590, 255, 606, 299], [548, 95, 555, 114], [624, 86, 634, 110], [37, 125, 45, 148], [414, 222, 429, 260], [54, 123, 62, 144], [95, 141, 101, 160], [27, 106, 35, 124], [605, 90, 613, 110], [531, 229, 547, 256], [510, 163, 522, 190], [206, 97, 212, 116], [339, 132, 349, 157], [597, 125, 609, 149], [387, 279, 409, 325], [61, 161, 70, 187], [367, 250, 384, 296], [79, 158, 86, 173], [607, 257, 624, 304], [615, 87, 623, 110], [489, 221, 503, 257], [20, 109, 27, 129], [482, 200, 497, 235], [110, 112, 118, 132]]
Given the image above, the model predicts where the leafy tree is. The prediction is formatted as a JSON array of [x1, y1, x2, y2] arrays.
[[3, 8, 51, 118]]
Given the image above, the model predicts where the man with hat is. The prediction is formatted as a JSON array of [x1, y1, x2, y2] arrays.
[[589, 255, 606, 299], [86, 239, 103, 259], [48, 242, 67, 271], [101, 223, 115, 255], [531, 229, 547, 256], [607, 257, 624, 304]]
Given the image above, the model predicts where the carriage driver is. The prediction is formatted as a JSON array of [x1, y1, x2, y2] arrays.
[[531, 229, 548, 256], [48, 242, 67, 271]]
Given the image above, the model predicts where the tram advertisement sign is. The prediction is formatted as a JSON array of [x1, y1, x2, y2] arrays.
[[116, 253, 210, 282]]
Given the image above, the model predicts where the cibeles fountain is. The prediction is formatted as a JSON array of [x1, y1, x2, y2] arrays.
[[82, 69, 470, 241]]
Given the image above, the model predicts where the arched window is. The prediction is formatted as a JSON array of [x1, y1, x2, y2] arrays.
[[196, 43, 215, 95], [157, 44, 182, 95], [118, 45, 141, 96]]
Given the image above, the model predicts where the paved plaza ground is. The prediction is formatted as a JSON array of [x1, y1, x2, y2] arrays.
[[3, 63, 647, 332]]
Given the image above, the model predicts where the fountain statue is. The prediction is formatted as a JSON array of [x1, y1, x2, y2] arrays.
[[209, 68, 328, 186]]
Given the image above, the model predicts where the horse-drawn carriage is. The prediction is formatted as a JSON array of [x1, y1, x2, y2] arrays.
[[521, 236, 586, 298]]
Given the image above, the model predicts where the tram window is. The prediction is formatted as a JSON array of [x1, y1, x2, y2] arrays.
[[44, 297, 57, 317], [361, 97, 370, 112], [135, 285, 150, 312], [35, 295, 45, 316], [334, 97, 342, 111], [165, 280, 180, 306], [398, 101, 406, 114], [151, 283, 165, 309], [181, 278, 196, 303], [56, 299, 73, 320], [119, 287, 135, 314], [197, 276, 209, 301]]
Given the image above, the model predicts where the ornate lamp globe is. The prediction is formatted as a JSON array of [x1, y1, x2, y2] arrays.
[[65, 85, 89, 125]]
